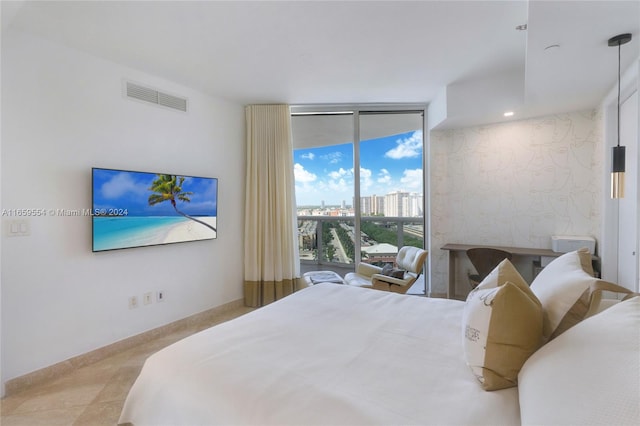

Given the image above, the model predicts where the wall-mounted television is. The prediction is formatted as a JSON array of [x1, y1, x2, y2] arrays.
[[92, 167, 218, 252]]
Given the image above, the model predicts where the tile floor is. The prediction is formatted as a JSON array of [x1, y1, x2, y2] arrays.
[[0, 305, 254, 425]]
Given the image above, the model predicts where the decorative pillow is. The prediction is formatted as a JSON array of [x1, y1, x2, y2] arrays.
[[475, 258, 535, 296], [518, 296, 640, 425], [381, 264, 393, 276], [381, 264, 405, 279], [462, 260, 544, 391], [389, 269, 405, 279], [530, 248, 600, 340], [585, 280, 639, 317], [576, 247, 595, 276]]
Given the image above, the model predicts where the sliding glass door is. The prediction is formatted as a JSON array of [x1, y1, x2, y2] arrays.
[[292, 112, 355, 265], [358, 112, 424, 266], [292, 106, 426, 294]]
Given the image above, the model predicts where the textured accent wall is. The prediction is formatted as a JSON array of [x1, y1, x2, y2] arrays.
[[430, 110, 602, 296]]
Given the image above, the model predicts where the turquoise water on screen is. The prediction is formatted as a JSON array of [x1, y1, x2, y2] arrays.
[[93, 216, 188, 251]]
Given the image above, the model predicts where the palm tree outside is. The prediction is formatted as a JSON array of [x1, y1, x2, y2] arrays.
[[148, 174, 217, 233]]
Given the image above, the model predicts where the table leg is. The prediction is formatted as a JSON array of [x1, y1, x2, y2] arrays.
[[448, 251, 456, 299]]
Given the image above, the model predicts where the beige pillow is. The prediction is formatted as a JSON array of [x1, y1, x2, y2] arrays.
[[576, 247, 595, 276], [585, 280, 640, 317], [475, 258, 539, 302], [462, 260, 544, 391], [530, 248, 600, 340]]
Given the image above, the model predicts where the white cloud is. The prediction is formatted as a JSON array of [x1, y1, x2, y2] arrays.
[[360, 167, 373, 191], [101, 172, 148, 199], [328, 167, 352, 180], [377, 168, 391, 184], [321, 151, 343, 164], [294, 163, 317, 183], [321, 167, 354, 201], [301, 152, 315, 160], [328, 178, 349, 193], [400, 168, 423, 190], [384, 130, 423, 159]]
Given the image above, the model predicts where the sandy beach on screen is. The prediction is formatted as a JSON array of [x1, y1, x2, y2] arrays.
[[160, 216, 217, 243]]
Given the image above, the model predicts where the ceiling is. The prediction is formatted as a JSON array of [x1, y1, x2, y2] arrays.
[[3, 1, 639, 129]]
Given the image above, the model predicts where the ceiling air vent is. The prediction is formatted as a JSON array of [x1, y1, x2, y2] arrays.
[[125, 81, 188, 112]]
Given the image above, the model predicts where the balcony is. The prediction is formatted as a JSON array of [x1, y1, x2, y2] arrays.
[[298, 215, 426, 295]]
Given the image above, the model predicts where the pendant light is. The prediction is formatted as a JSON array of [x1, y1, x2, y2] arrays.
[[609, 33, 632, 199]]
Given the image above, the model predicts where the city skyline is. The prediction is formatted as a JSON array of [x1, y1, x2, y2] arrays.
[[294, 130, 423, 206], [295, 189, 423, 208], [296, 190, 423, 218]]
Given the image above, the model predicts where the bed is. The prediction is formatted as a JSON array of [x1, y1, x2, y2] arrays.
[[119, 253, 639, 425]]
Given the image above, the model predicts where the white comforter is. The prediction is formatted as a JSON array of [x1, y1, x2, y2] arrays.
[[119, 283, 520, 425]]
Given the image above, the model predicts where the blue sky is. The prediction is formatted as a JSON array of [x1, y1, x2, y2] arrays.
[[92, 168, 217, 216], [294, 130, 423, 206]]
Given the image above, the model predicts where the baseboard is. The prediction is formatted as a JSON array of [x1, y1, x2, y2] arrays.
[[4, 298, 245, 397]]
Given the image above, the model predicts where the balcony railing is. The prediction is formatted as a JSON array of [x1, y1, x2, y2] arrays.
[[297, 215, 424, 267], [298, 215, 426, 295]]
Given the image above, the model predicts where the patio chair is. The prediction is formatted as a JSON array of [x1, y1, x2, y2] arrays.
[[344, 246, 428, 294]]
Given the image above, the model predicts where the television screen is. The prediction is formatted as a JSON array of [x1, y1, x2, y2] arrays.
[[92, 168, 218, 252]]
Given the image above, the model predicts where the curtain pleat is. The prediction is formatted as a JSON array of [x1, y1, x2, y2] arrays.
[[244, 105, 300, 307]]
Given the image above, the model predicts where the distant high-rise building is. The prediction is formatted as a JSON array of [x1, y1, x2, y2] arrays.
[[408, 192, 423, 217], [321, 200, 325, 209], [373, 194, 385, 216], [360, 196, 372, 215], [384, 191, 407, 217], [350, 192, 423, 217], [383, 191, 423, 217], [360, 194, 385, 216]]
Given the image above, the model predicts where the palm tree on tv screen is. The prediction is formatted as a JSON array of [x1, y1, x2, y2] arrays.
[[148, 174, 217, 232]]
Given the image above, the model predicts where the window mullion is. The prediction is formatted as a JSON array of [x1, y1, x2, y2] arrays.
[[353, 111, 361, 268]]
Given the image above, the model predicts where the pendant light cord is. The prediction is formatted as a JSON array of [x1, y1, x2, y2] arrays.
[[617, 41, 621, 148]]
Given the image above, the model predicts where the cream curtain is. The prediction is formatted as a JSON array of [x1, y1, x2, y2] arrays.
[[244, 105, 300, 307]]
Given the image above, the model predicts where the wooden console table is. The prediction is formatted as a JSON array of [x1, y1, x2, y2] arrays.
[[441, 243, 592, 299]]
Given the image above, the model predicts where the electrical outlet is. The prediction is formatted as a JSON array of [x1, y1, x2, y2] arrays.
[[128, 296, 138, 309], [143, 292, 153, 305], [157, 290, 165, 302], [6, 219, 31, 237]]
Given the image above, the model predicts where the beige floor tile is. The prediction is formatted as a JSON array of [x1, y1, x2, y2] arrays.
[[73, 400, 124, 426], [12, 384, 105, 415], [92, 366, 142, 404], [1, 394, 28, 416], [1, 406, 86, 426], [1, 305, 253, 424]]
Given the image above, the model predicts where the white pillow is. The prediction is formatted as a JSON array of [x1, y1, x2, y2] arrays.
[[530, 249, 597, 339], [518, 296, 640, 425]]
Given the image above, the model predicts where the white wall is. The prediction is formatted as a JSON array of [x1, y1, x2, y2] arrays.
[[430, 110, 602, 296], [1, 30, 245, 391]]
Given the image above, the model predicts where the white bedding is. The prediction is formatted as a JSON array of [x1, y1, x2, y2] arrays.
[[119, 283, 520, 425]]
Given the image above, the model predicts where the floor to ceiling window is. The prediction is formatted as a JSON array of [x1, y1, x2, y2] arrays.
[[291, 106, 427, 294]]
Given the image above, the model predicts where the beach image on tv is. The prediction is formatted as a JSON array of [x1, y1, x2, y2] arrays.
[[92, 168, 217, 252]]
